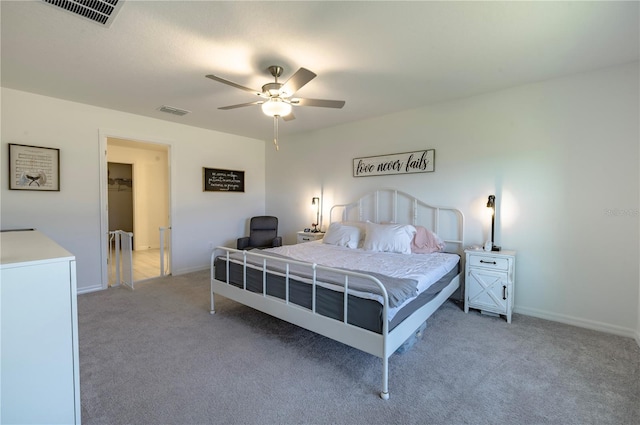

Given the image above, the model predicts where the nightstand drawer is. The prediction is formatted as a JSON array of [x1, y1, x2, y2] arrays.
[[297, 232, 324, 244], [468, 254, 509, 271]]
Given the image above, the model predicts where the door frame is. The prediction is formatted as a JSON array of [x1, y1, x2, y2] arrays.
[[98, 130, 173, 290]]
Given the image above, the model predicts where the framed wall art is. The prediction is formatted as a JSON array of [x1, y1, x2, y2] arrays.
[[8, 143, 60, 191], [203, 167, 245, 192], [353, 149, 435, 177]]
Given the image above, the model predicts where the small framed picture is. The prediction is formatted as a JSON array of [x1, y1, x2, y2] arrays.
[[8, 144, 60, 191], [203, 167, 245, 192]]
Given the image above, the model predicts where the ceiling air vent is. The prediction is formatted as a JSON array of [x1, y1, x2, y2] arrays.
[[158, 105, 191, 117], [42, 0, 124, 27]]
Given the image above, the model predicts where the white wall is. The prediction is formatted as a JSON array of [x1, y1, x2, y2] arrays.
[[1, 88, 266, 292], [266, 62, 640, 339]]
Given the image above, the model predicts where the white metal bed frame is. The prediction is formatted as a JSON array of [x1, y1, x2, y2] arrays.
[[210, 189, 464, 399]]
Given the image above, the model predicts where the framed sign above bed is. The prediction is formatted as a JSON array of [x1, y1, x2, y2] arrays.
[[353, 149, 434, 177], [203, 167, 244, 192]]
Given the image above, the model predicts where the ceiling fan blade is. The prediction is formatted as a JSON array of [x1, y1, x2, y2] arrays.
[[218, 101, 263, 110], [206, 74, 265, 97], [282, 111, 296, 121], [280, 68, 316, 96], [292, 98, 346, 109]]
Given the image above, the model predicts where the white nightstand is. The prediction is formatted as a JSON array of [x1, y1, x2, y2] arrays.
[[464, 249, 516, 323], [296, 231, 324, 244]]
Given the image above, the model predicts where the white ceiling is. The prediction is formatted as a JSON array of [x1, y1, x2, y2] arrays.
[[2, 1, 638, 142]]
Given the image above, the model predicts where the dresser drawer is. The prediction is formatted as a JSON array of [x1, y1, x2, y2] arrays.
[[468, 254, 509, 271]]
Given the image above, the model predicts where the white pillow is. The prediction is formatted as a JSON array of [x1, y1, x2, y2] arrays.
[[341, 221, 367, 246], [322, 222, 361, 249], [363, 222, 416, 255]]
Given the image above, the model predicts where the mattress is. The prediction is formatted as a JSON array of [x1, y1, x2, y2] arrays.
[[269, 241, 459, 311], [269, 241, 458, 291], [213, 242, 460, 334]]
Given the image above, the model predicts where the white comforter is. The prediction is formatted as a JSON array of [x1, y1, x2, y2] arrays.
[[265, 241, 459, 317]]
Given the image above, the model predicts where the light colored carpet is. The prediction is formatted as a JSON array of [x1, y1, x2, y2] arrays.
[[78, 269, 640, 425]]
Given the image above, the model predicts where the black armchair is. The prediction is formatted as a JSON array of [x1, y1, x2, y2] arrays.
[[237, 216, 282, 250]]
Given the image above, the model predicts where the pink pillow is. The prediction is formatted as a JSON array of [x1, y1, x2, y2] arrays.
[[411, 226, 445, 254]]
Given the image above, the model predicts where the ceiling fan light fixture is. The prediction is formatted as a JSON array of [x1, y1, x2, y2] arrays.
[[262, 82, 282, 97], [261, 99, 292, 117]]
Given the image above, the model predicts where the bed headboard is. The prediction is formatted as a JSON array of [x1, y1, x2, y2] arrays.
[[329, 188, 465, 256]]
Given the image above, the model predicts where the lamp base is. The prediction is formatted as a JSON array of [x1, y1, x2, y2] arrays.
[[491, 245, 501, 252]]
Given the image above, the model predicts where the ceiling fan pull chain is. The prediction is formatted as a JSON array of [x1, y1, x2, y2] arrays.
[[273, 116, 279, 151]]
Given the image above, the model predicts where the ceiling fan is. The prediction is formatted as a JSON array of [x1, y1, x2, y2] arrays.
[[206, 66, 345, 150]]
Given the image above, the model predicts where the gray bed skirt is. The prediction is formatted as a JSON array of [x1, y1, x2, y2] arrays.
[[214, 256, 459, 334]]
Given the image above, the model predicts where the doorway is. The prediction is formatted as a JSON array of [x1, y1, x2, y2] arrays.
[[101, 137, 171, 288], [108, 162, 133, 234]]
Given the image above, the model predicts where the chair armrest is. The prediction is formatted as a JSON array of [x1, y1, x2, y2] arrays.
[[237, 237, 250, 250], [272, 236, 282, 247]]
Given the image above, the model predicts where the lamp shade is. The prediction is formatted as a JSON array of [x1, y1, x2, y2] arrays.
[[262, 99, 292, 117], [486, 195, 495, 210]]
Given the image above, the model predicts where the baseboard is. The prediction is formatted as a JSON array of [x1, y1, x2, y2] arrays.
[[77, 284, 104, 295], [75, 270, 640, 349], [75, 266, 209, 295], [515, 305, 637, 340], [171, 265, 210, 276]]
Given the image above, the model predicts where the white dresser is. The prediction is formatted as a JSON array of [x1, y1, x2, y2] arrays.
[[464, 249, 516, 323], [1, 230, 81, 424]]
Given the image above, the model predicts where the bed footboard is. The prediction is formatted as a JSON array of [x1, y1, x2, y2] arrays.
[[210, 246, 459, 399], [210, 248, 390, 353]]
